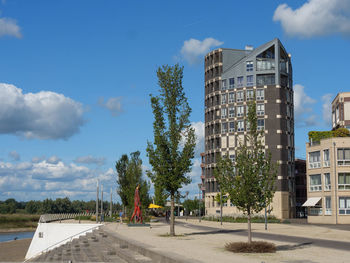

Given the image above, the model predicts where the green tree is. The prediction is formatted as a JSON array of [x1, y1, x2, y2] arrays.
[[153, 180, 167, 207], [147, 64, 196, 236], [25, 200, 42, 214], [116, 151, 151, 217], [215, 101, 277, 243]]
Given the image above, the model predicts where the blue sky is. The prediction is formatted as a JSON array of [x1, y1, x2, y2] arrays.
[[0, 0, 349, 202]]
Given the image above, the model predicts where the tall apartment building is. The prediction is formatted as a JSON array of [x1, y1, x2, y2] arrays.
[[204, 38, 295, 219], [304, 92, 350, 224], [332, 92, 350, 130]]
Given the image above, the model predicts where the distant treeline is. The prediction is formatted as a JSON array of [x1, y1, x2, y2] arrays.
[[0, 198, 122, 214]]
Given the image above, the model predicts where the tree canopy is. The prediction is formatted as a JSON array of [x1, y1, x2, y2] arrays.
[[214, 101, 277, 243], [147, 64, 196, 236]]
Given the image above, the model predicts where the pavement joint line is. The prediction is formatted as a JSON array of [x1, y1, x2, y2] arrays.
[[176, 219, 350, 252]]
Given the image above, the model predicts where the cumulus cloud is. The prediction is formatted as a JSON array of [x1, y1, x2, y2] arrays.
[[273, 0, 350, 37], [322, 93, 333, 126], [191, 121, 205, 157], [180, 158, 202, 199], [98, 97, 123, 117], [0, 83, 85, 140], [8, 151, 20, 161], [0, 159, 115, 201], [294, 84, 317, 127], [0, 17, 21, 38], [32, 156, 45, 163], [180, 38, 223, 64], [47, 155, 61, 165], [74, 155, 106, 166]]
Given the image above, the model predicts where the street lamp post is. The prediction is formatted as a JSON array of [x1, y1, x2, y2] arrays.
[[96, 180, 99, 223], [198, 184, 201, 222]]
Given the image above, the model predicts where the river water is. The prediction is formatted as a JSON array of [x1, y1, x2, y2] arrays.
[[0, 231, 35, 243]]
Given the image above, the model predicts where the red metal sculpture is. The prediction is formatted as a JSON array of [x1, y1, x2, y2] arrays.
[[130, 184, 143, 223]]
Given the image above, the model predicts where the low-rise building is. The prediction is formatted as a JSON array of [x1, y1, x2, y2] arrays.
[[305, 137, 350, 224]]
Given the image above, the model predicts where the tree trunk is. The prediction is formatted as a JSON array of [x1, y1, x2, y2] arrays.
[[170, 194, 175, 236], [247, 211, 252, 244]]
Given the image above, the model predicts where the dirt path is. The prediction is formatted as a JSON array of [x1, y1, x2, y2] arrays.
[[0, 238, 32, 262]]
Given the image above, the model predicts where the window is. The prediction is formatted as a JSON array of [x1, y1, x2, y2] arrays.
[[339, 197, 350, 215], [256, 89, 264, 100], [246, 89, 254, 101], [247, 75, 254, 87], [229, 106, 235, 118], [325, 196, 332, 215], [338, 173, 350, 190], [256, 59, 275, 71], [237, 76, 243, 88], [323, 149, 330, 167], [309, 151, 321, 168], [221, 94, 227, 104], [237, 106, 244, 117], [229, 154, 235, 162], [324, 173, 331, 191], [236, 91, 244, 102], [221, 108, 227, 119], [237, 120, 244, 132], [229, 78, 235, 89], [228, 92, 235, 103], [245, 105, 249, 116], [246, 61, 253, 72], [257, 119, 264, 130], [257, 104, 265, 116], [310, 174, 322, 191], [337, 148, 350, 166], [221, 122, 228, 133], [257, 74, 275, 86], [229, 122, 235, 132], [221, 79, 227, 90]]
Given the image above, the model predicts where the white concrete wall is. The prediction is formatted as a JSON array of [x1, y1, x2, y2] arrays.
[[25, 223, 102, 260]]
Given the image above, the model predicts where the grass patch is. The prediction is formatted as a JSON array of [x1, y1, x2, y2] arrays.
[[0, 214, 40, 229], [74, 215, 92, 221], [225, 241, 276, 253]]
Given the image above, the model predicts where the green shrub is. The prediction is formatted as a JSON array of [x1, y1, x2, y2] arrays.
[[333, 128, 350, 137]]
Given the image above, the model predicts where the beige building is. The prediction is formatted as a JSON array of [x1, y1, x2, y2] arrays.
[[305, 137, 350, 224], [332, 92, 350, 130]]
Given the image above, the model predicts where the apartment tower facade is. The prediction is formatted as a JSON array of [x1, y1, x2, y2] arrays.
[[204, 38, 295, 219]]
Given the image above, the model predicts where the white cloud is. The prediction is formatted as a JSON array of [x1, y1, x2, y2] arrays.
[[294, 84, 317, 127], [0, 159, 115, 201], [191, 121, 205, 157], [32, 156, 45, 163], [273, 0, 350, 37], [322, 93, 333, 126], [74, 155, 106, 166], [0, 17, 21, 38], [98, 97, 123, 117], [47, 155, 61, 165], [180, 157, 202, 199], [180, 38, 223, 64], [0, 83, 85, 140], [8, 151, 20, 161]]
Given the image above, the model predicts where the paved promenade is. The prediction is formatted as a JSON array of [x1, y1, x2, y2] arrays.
[[104, 218, 350, 263]]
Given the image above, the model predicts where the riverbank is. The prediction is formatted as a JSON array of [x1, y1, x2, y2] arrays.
[[0, 238, 32, 262], [0, 214, 39, 233], [0, 227, 36, 233]]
